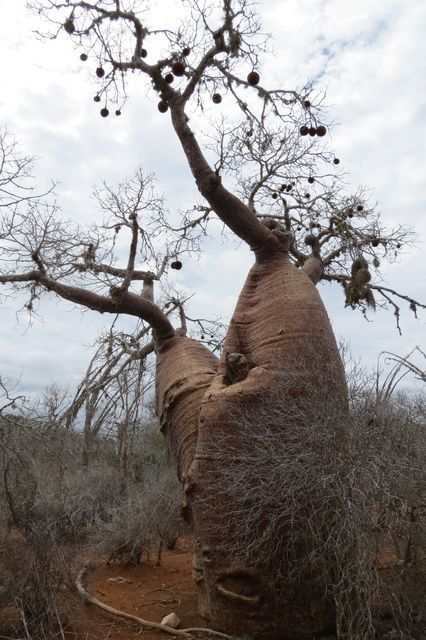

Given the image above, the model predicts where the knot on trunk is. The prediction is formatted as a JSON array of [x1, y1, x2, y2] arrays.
[[261, 217, 294, 250], [197, 171, 221, 194], [223, 352, 250, 385]]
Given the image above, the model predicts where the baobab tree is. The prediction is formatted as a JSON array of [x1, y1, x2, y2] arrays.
[[1, 1, 424, 637]]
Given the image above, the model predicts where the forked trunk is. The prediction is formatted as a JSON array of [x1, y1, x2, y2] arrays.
[[156, 252, 347, 639]]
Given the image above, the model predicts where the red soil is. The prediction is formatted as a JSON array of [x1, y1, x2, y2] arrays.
[[66, 537, 205, 639]]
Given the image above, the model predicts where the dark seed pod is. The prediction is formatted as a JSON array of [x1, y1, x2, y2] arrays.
[[280, 184, 287, 191], [164, 73, 174, 84], [297, 225, 302, 231], [272, 192, 278, 199], [115, 109, 121, 116], [309, 127, 317, 136], [201, 334, 205, 340], [140, 48, 148, 58], [171, 260, 182, 270], [212, 93, 222, 104], [304, 193, 310, 199], [64, 18, 75, 34], [299, 125, 309, 136], [158, 100, 169, 113], [396, 242, 401, 248], [308, 176, 315, 184], [357, 204, 364, 211], [94, 95, 101, 103], [286, 185, 292, 192], [333, 158, 340, 165], [303, 99, 311, 108], [96, 67, 105, 78], [247, 71, 260, 86], [316, 125, 327, 137], [80, 53, 88, 62], [371, 237, 380, 247], [100, 107, 109, 117], [182, 47, 191, 56], [172, 61, 185, 76]]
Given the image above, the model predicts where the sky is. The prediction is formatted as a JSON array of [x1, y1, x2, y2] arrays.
[[0, 0, 425, 400]]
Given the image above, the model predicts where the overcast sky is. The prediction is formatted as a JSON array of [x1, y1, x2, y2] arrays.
[[0, 0, 425, 400]]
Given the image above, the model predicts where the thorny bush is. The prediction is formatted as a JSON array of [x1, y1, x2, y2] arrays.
[[202, 371, 425, 640], [0, 412, 185, 637]]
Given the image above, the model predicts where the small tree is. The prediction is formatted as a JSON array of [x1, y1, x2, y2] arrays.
[[0, 2, 424, 637]]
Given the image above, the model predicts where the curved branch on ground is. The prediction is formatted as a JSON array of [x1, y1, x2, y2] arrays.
[[76, 566, 232, 639]]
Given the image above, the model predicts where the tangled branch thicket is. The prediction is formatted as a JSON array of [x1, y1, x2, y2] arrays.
[[0, 412, 185, 638], [202, 370, 425, 639]]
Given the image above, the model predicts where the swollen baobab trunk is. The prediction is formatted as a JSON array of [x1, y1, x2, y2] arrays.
[[156, 250, 347, 639]]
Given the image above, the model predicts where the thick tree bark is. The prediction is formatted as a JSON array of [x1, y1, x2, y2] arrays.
[[156, 251, 347, 639], [155, 336, 219, 481]]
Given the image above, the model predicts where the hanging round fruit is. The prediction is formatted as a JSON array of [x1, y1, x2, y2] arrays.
[[100, 108, 109, 117], [64, 18, 75, 34], [247, 71, 260, 86], [212, 93, 222, 104], [158, 101, 169, 113], [96, 67, 105, 78], [171, 61, 185, 76], [171, 260, 183, 270]]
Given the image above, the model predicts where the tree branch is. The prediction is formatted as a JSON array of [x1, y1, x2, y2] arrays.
[[120, 214, 139, 293], [74, 261, 158, 282], [9, 270, 176, 341], [170, 103, 281, 257]]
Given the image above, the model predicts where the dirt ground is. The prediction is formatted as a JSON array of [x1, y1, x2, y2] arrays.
[[66, 536, 206, 639], [0, 536, 207, 640]]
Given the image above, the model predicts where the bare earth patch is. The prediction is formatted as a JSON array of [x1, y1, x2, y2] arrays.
[[66, 537, 204, 639]]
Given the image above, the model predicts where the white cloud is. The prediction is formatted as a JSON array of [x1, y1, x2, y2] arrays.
[[0, 0, 425, 398]]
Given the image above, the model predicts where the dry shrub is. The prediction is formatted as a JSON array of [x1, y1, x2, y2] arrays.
[[92, 465, 186, 566], [0, 535, 72, 638], [0, 418, 121, 637], [202, 372, 425, 640], [0, 413, 184, 636]]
